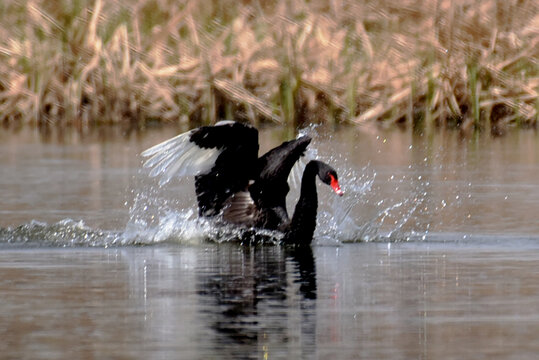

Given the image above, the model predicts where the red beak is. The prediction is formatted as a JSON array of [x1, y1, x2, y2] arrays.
[[329, 175, 344, 196]]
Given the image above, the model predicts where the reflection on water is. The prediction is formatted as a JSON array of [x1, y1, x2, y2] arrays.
[[2, 126, 539, 358], [196, 245, 317, 358], [1, 243, 539, 358]]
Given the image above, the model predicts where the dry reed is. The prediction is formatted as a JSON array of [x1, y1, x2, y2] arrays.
[[0, 0, 537, 133]]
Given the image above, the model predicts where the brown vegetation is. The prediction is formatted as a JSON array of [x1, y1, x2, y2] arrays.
[[0, 0, 537, 133]]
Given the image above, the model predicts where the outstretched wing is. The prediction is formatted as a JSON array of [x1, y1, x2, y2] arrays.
[[142, 130, 221, 185], [141, 121, 259, 217], [249, 135, 312, 217]]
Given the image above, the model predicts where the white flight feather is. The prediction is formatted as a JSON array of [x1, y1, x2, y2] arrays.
[[287, 138, 317, 190], [141, 130, 222, 185]]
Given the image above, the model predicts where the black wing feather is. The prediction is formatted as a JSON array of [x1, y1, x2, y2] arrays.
[[247, 136, 311, 227], [192, 122, 259, 216]]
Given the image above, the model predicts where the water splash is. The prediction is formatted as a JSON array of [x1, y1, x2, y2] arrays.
[[307, 128, 433, 244], [122, 163, 285, 246], [0, 219, 122, 247], [0, 127, 436, 247]]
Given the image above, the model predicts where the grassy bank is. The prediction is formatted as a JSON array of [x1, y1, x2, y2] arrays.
[[0, 0, 537, 133]]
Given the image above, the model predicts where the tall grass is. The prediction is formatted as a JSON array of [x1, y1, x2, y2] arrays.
[[0, 0, 537, 133]]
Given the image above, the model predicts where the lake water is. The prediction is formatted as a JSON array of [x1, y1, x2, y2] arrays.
[[1, 125, 539, 358]]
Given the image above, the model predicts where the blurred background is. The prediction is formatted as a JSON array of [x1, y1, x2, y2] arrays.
[[1, 0, 537, 134]]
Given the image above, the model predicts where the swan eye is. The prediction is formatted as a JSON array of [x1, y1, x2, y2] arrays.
[[327, 172, 337, 182]]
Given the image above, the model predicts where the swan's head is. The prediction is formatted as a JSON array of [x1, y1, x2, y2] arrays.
[[317, 162, 344, 196]]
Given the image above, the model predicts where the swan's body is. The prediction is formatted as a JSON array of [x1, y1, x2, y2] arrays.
[[142, 121, 342, 245]]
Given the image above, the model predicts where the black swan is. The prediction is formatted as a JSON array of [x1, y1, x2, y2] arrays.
[[141, 121, 343, 245]]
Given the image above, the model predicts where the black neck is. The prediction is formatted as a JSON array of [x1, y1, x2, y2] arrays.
[[283, 161, 319, 245]]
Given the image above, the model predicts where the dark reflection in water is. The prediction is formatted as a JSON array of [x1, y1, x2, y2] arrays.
[[288, 245, 317, 300], [2, 243, 539, 358], [196, 245, 317, 358]]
